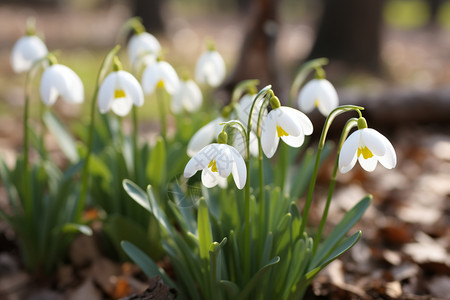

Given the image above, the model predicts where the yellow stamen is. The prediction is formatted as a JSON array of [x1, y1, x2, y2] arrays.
[[357, 146, 374, 159], [156, 80, 165, 89], [114, 89, 126, 98], [276, 125, 288, 137], [208, 160, 218, 172], [314, 99, 320, 107]]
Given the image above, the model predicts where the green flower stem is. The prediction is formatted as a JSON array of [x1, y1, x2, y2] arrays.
[[39, 101, 48, 160], [312, 118, 358, 254], [288, 57, 329, 106], [156, 87, 167, 143], [132, 106, 140, 185], [22, 56, 48, 219], [299, 105, 364, 236], [77, 45, 121, 221], [243, 85, 271, 279]]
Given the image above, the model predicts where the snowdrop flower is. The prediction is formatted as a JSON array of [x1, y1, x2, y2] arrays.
[[261, 96, 313, 158], [11, 34, 48, 73], [195, 45, 226, 87], [297, 78, 338, 117], [171, 77, 202, 114], [339, 117, 396, 173], [141, 60, 179, 95], [40, 63, 84, 106], [127, 32, 161, 71], [97, 69, 144, 117], [184, 132, 247, 189]]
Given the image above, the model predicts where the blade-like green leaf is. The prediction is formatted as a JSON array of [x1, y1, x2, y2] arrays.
[[146, 137, 166, 186], [310, 195, 371, 268], [198, 198, 212, 260], [121, 241, 176, 287], [43, 111, 79, 163], [62, 223, 93, 236], [123, 179, 152, 213], [220, 280, 240, 298], [238, 256, 280, 300]]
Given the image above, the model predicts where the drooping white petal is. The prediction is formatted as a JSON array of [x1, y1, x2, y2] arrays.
[[172, 80, 202, 114], [261, 113, 279, 158], [339, 130, 360, 173], [187, 117, 223, 157], [183, 80, 203, 112], [110, 97, 133, 116], [249, 131, 259, 157], [297, 80, 318, 113], [97, 72, 118, 113], [377, 134, 397, 169], [273, 108, 302, 137], [118, 70, 144, 107], [358, 155, 378, 172], [229, 146, 247, 189], [40, 64, 84, 106], [214, 144, 233, 178], [184, 145, 213, 177], [360, 128, 387, 157], [158, 61, 179, 94], [195, 51, 226, 87], [141, 61, 179, 95], [279, 106, 313, 135], [141, 63, 160, 95], [11, 35, 48, 73], [280, 132, 305, 148], [201, 168, 221, 188], [127, 32, 161, 66], [297, 79, 339, 116]]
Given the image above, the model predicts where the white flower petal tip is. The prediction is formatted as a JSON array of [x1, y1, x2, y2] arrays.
[[339, 128, 397, 174], [297, 79, 339, 117], [97, 70, 144, 116], [195, 50, 226, 87], [40, 64, 84, 106], [11, 35, 48, 73], [141, 61, 179, 95], [127, 32, 161, 68], [184, 143, 247, 189], [187, 117, 223, 157], [171, 79, 203, 114], [261, 106, 313, 158]]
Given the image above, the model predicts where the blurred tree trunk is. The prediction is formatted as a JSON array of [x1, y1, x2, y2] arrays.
[[308, 0, 384, 72], [224, 0, 281, 94], [133, 0, 165, 33]]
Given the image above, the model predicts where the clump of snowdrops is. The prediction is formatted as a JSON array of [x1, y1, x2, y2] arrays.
[[1, 18, 396, 299]]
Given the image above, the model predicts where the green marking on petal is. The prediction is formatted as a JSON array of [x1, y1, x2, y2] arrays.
[[357, 146, 374, 159]]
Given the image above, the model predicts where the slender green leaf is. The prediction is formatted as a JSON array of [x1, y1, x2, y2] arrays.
[[311, 195, 371, 268], [62, 223, 93, 236], [121, 241, 176, 287], [198, 198, 212, 260], [220, 280, 240, 298], [43, 111, 79, 163], [147, 137, 166, 186], [123, 179, 152, 213], [238, 256, 280, 300]]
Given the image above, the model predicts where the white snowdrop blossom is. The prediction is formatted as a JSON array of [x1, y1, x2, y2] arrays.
[[171, 79, 203, 114], [97, 70, 144, 117], [141, 60, 179, 95], [127, 32, 161, 70], [195, 50, 226, 87], [261, 98, 313, 158], [184, 143, 247, 189], [339, 126, 396, 174], [297, 79, 338, 117], [11, 35, 48, 73], [40, 64, 84, 106]]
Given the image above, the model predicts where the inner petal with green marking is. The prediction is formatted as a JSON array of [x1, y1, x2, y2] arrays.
[[276, 125, 288, 137], [114, 89, 126, 98], [208, 160, 218, 172], [357, 146, 374, 159]]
